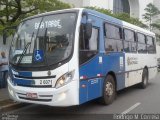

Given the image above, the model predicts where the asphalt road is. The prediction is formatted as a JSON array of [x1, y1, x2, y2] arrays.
[[2, 72, 160, 120]]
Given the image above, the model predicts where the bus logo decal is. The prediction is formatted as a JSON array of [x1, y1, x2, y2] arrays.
[[127, 57, 138, 65]]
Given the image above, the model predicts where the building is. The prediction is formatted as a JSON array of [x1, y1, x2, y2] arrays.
[[61, 0, 160, 42], [153, 0, 160, 34], [61, 0, 157, 22]]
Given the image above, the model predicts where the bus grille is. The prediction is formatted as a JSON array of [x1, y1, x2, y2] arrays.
[[17, 92, 53, 102], [16, 84, 52, 88]]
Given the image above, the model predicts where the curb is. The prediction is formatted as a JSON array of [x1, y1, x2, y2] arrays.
[[0, 101, 29, 113], [0, 102, 19, 110]]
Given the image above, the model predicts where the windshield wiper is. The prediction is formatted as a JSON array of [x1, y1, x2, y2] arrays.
[[16, 42, 31, 65], [16, 32, 34, 65]]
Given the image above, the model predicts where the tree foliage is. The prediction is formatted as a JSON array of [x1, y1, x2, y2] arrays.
[[0, 0, 71, 33], [143, 3, 160, 30], [151, 22, 160, 31], [85, 6, 147, 28], [114, 13, 148, 28], [152, 20, 160, 43]]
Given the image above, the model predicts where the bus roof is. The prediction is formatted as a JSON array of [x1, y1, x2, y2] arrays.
[[23, 8, 83, 21], [84, 9, 155, 36], [23, 8, 155, 37]]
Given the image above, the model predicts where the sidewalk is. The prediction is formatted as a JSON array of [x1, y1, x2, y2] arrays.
[[0, 88, 17, 110], [0, 88, 9, 101], [0, 88, 30, 113]]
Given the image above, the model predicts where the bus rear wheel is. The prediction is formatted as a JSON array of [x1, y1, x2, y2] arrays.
[[140, 68, 148, 89], [100, 75, 116, 105]]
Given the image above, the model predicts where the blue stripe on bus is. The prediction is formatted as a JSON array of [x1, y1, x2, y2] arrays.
[[79, 52, 126, 104], [9, 67, 33, 86], [102, 52, 126, 90], [79, 80, 88, 104], [79, 55, 103, 104], [18, 71, 32, 77], [14, 79, 33, 86], [79, 56, 103, 78], [9, 66, 32, 78]]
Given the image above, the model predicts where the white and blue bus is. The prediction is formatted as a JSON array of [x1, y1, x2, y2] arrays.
[[7, 8, 157, 106]]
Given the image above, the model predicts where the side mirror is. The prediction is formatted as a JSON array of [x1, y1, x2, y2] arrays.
[[84, 22, 92, 40]]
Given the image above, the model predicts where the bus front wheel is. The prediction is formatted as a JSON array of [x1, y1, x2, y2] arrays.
[[100, 75, 116, 105], [140, 68, 148, 89]]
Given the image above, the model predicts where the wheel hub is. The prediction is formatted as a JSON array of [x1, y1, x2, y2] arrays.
[[105, 82, 113, 96]]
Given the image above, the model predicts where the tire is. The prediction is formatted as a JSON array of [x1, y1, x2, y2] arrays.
[[100, 74, 116, 105], [140, 68, 148, 89]]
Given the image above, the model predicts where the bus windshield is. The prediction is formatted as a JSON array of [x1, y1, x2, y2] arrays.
[[9, 12, 77, 68]]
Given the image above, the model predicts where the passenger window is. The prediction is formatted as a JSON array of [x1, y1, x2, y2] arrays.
[[137, 33, 146, 44], [104, 23, 123, 52], [124, 29, 135, 42], [105, 23, 121, 39], [79, 25, 99, 65], [147, 36, 156, 54], [123, 29, 137, 53], [137, 33, 147, 53]]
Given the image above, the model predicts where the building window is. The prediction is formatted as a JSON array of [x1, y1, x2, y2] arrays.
[[113, 0, 130, 14]]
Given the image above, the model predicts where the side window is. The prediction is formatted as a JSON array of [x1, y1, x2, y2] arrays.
[[88, 28, 98, 51], [137, 33, 147, 53], [147, 36, 156, 54], [105, 23, 121, 39], [104, 23, 123, 52], [123, 29, 137, 53], [79, 25, 99, 65]]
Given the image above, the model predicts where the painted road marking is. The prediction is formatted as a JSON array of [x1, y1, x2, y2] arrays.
[[121, 102, 141, 114]]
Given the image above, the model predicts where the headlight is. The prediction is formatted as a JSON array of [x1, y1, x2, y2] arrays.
[[55, 70, 75, 88]]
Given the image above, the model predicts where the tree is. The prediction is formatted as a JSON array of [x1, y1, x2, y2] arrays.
[[85, 7, 147, 28], [143, 3, 160, 30], [152, 20, 160, 43], [151, 20, 160, 31], [0, 0, 71, 33], [114, 13, 148, 28], [152, 23, 160, 31]]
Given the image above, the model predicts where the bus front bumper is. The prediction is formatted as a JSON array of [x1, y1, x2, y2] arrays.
[[7, 79, 79, 106]]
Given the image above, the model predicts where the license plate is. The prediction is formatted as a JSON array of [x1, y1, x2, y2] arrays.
[[35, 80, 52, 86], [26, 93, 37, 99]]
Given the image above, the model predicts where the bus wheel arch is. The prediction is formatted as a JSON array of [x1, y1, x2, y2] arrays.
[[107, 71, 117, 91], [99, 71, 117, 105], [144, 66, 149, 78], [140, 66, 149, 89]]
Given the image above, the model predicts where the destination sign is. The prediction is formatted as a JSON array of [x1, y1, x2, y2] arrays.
[[34, 19, 62, 29]]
